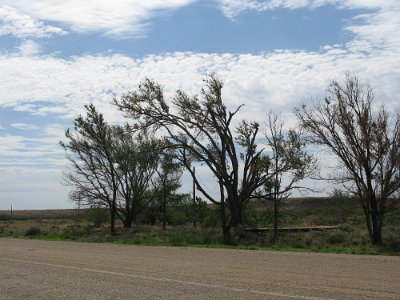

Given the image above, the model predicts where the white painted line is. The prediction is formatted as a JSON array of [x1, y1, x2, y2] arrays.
[[1, 257, 334, 300]]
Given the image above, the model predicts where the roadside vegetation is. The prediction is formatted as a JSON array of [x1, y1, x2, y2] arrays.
[[1, 194, 399, 255]]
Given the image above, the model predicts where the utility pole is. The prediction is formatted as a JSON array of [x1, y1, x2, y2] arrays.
[[10, 204, 13, 220], [192, 166, 196, 228]]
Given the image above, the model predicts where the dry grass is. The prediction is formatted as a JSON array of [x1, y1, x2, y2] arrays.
[[0, 218, 85, 236], [0, 209, 82, 220]]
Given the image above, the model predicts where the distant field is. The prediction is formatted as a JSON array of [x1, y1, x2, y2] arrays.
[[0, 197, 338, 220], [0, 208, 83, 220]]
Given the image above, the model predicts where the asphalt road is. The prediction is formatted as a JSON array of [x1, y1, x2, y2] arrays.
[[0, 239, 399, 299]]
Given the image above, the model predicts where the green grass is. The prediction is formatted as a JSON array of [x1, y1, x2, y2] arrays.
[[1, 202, 399, 256]]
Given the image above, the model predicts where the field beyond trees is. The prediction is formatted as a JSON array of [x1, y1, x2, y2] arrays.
[[1, 197, 399, 255]]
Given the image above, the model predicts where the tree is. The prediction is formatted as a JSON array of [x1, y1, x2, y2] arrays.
[[61, 105, 163, 233], [263, 112, 315, 241], [113, 126, 160, 228], [61, 104, 119, 235], [295, 73, 400, 244], [151, 145, 183, 230], [114, 75, 269, 242]]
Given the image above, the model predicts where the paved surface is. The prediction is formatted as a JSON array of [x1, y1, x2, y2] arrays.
[[0, 239, 399, 299]]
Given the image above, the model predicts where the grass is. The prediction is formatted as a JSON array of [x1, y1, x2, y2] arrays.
[[1, 200, 399, 256]]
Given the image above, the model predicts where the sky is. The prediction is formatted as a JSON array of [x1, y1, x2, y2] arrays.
[[0, 0, 399, 210]]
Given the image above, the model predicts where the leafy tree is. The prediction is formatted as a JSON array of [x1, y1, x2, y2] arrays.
[[262, 112, 316, 241], [61, 104, 164, 233], [61, 104, 119, 234], [113, 126, 160, 228], [295, 73, 400, 244], [114, 75, 269, 242], [151, 145, 183, 230]]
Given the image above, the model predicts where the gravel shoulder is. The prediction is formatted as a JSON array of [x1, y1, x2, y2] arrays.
[[1, 238, 399, 299]]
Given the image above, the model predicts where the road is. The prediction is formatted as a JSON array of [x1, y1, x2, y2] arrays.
[[0, 239, 399, 299]]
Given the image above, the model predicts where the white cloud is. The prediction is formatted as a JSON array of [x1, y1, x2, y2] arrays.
[[218, 0, 398, 19], [1, 0, 195, 38], [0, 43, 398, 124], [10, 122, 40, 130], [17, 40, 42, 56], [345, 7, 400, 52], [0, 4, 66, 38]]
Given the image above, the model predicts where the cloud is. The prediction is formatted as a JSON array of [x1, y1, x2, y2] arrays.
[[218, 0, 398, 19], [16, 40, 42, 56], [0, 4, 66, 38], [0, 43, 399, 124], [1, 0, 195, 38], [10, 122, 40, 130]]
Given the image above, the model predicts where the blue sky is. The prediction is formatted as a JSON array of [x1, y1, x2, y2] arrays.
[[0, 0, 399, 209]]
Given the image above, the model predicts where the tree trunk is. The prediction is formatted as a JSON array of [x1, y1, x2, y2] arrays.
[[123, 218, 133, 229], [162, 179, 167, 231], [273, 196, 279, 243], [219, 182, 231, 244], [220, 203, 231, 244], [110, 204, 116, 235], [229, 197, 244, 228], [371, 212, 383, 245], [123, 204, 136, 229], [363, 203, 383, 245], [222, 225, 231, 244]]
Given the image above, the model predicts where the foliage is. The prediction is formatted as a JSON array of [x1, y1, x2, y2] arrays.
[[61, 104, 119, 234], [61, 104, 170, 232], [60, 225, 89, 240], [329, 189, 357, 223], [150, 144, 184, 230], [25, 226, 42, 236], [112, 127, 161, 228], [86, 207, 109, 228], [243, 202, 272, 227]]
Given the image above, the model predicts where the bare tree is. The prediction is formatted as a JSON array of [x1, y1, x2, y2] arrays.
[[295, 73, 400, 244], [114, 75, 269, 242], [263, 112, 316, 241]]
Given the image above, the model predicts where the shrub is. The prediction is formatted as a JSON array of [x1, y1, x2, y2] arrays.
[[86, 207, 109, 228], [168, 228, 220, 246], [200, 207, 220, 228], [60, 226, 88, 240], [329, 189, 358, 223], [383, 228, 400, 250], [0, 214, 10, 221], [327, 232, 346, 244], [25, 226, 42, 236], [167, 209, 188, 226]]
